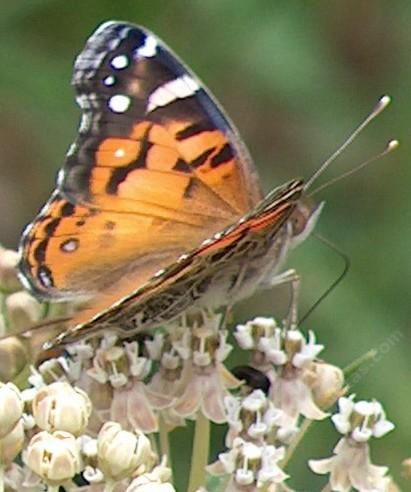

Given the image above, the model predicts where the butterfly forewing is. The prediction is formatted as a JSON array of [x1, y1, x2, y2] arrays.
[[64, 22, 262, 212], [18, 22, 263, 302]]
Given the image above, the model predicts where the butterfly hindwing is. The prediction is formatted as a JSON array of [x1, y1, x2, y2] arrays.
[[19, 191, 218, 299]]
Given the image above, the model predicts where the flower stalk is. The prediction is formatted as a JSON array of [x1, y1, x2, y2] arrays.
[[343, 349, 378, 378], [281, 417, 312, 468], [188, 411, 210, 492], [159, 415, 171, 468]]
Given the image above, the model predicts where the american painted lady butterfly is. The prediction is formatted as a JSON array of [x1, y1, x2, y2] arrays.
[[18, 21, 322, 348]]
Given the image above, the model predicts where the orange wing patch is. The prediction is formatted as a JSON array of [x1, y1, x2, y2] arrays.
[[79, 119, 248, 223], [96, 138, 141, 168], [166, 120, 249, 213]]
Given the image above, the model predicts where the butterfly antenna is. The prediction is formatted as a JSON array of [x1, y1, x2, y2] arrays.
[[304, 95, 392, 191], [298, 233, 350, 325], [309, 139, 399, 197]]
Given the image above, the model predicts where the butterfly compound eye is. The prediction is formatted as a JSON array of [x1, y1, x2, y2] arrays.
[[289, 199, 324, 247], [290, 200, 314, 236]]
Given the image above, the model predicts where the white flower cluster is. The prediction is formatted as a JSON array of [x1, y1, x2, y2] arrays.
[[0, 381, 174, 492], [207, 389, 289, 491], [40, 312, 240, 434], [0, 247, 399, 492], [207, 317, 396, 492], [234, 317, 338, 425]]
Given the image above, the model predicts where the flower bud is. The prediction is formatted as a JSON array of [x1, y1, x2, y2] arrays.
[[33, 382, 92, 436], [97, 422, 153, 481], [0, 337, 30, 382], [125, 460, 174, 492], [0, 382, 23, 438], [26, 430, 81, 485], [0, 249, 21, 292], [6, 291, 42, 332], [310, 362, 345, 408], [0, 419, 24, 463]]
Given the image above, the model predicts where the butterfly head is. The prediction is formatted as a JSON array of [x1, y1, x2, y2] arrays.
[[288, 198, 324, 248]]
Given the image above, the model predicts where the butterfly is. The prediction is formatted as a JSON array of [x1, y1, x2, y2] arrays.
[[17, 21, 322, 349]]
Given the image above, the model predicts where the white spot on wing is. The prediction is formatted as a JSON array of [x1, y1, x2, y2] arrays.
[[66, 143, 77, 156], [57, 169, 66, 187], [111, 54, 129, 69], [108, 94, 131, 113], [147, 75, 199, 112], [104, 75, 116, 86], [79, 112, 92, 133], [136, 35, 157, 58], [39, 269, 53, 288], [61, 240, 79, 253], [114, 148, 125, 158], [76, 94, 89, 110]]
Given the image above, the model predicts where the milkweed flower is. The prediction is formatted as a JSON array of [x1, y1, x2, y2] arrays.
[[32, 381, 92, 436], [171, 313, 241, 423], [96, 422, 154, 482], [234, 318, 332, 425], [309, 395, 394, 491], [86, 335, 173, 433], [208, 437, 288, 491], [224, 389, 297, 446], [0, 382, 24, 438], [26, 430, 82, 486]]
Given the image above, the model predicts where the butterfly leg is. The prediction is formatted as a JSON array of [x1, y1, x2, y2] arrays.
[[218, 305, 233, 330], [265, 268, 301, 330]]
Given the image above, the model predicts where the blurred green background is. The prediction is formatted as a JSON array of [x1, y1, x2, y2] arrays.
[[1, 1, 410, 490]]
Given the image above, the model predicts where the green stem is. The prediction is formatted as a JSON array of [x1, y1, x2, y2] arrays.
[[1, 294, 9, 333], [103, 481, 116, 492], [159, 415, 171, 466], [149, 433, 158, 456], [0, 464, 4, 492], [343, 349, 377, 378], [187, 411, 210, 492], [281, 418, 312, 468], [47, 486, 60, 492], [218, 475, 230, 491]]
